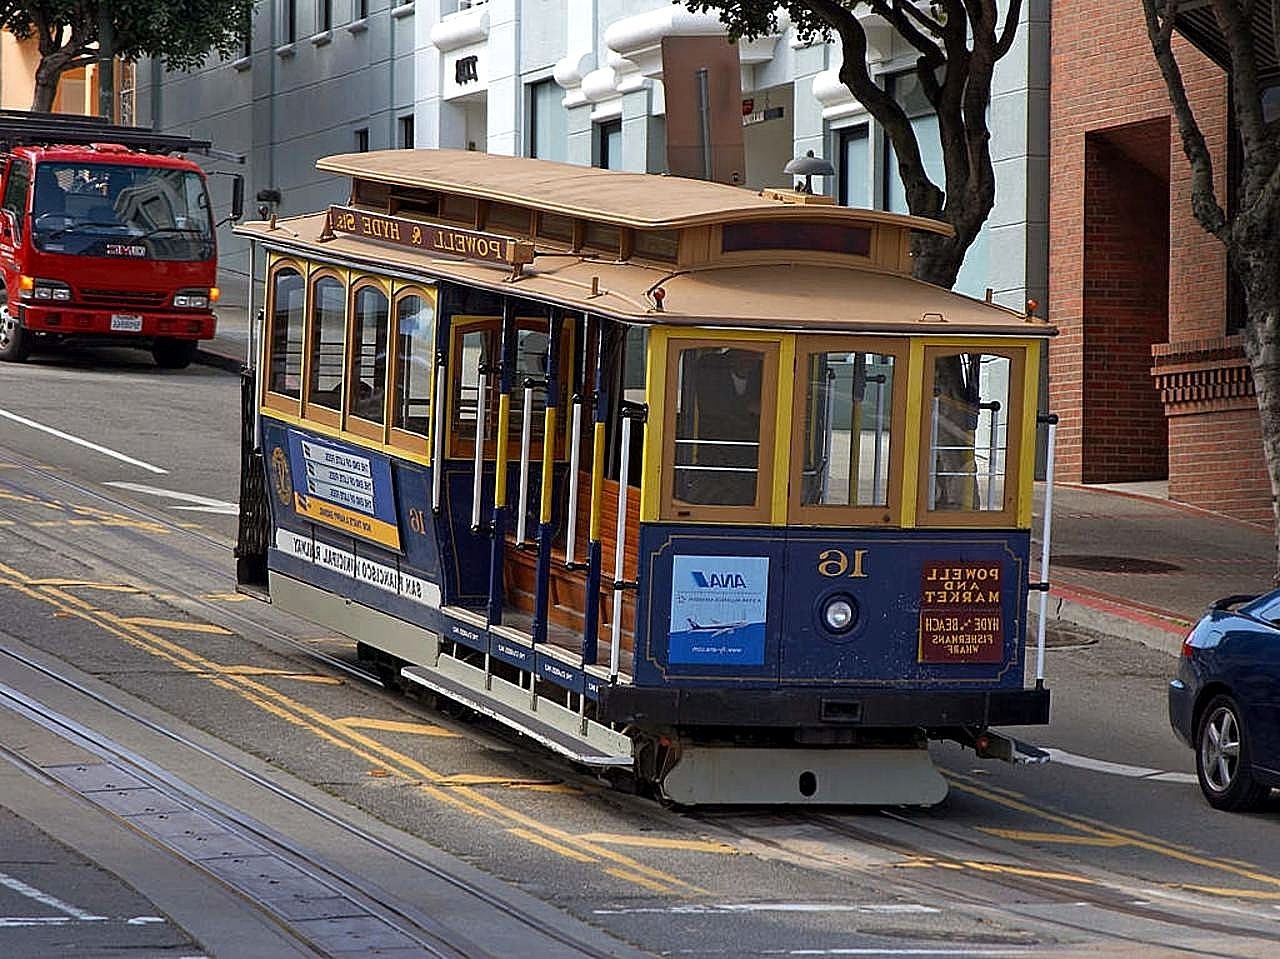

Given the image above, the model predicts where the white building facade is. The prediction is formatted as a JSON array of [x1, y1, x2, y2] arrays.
[[139, 0, 1047, 313]]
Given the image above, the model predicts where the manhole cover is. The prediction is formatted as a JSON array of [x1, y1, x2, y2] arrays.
[[1052, 554, 1182, 574]]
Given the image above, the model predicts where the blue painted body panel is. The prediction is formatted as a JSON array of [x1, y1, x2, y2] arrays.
[[635, 523, 1030, 690]]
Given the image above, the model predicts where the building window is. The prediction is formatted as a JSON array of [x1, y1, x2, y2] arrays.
[[318, 0, 332, 31], [882, 72, 940, 213], [596, 119, 621, 170], [356, 0, 368, 17], [285, 0, 298, 43], [528, 78, 567, 162], [399, 114, 415, 149], [354, 127, 369, 152], [838, 125, 870, 208]]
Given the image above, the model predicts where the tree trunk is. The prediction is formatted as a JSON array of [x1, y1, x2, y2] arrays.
[[31, 54, 69, 113], [1240, 275, 1280, 579]]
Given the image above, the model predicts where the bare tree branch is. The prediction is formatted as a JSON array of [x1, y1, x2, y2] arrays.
[[1142, 0, 1229, 239], [994, 0, 1024, 60]]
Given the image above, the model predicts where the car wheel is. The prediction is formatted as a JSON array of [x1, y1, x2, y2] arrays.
[[0, 299, 30, 362], [152, 337, 197, 370], [1196, 694, 1271, 811]]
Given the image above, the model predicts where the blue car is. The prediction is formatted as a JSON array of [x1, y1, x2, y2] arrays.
[[1170, 592, 1280, 810]]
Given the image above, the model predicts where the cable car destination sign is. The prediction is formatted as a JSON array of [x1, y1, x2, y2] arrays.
[[325, 204, 535, 268]]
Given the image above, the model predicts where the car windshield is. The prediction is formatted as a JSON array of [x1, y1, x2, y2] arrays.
[[29, 162, 214, 262]]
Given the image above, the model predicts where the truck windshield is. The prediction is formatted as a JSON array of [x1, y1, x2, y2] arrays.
[[30, 162, 214, 262]]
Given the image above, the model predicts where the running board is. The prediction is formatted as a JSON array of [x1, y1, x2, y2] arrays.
[[400, 664, 632, 767]]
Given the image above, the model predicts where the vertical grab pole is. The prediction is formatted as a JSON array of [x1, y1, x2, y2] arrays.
[[928, 394, 940, 511], [487, 306, 516, 626], [534, 311, 562, 646], [1035, 414, 1059, 687], [470, 369, 488, 530], [517, 382, 535, 544], [431, 359, 446, 511], [610, 413, 633, 680], [870, 371, 886, 505], [565, 397, 584, 563], [985, 401, 1002, 510], [582, 320, 607, 666]]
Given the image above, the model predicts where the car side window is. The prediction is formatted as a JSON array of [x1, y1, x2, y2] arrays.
[[1248, 592, 1280, 625]]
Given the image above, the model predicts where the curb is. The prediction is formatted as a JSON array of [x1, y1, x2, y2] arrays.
[[194, 347, 244, 374], [1033, 583, 1191, 658]]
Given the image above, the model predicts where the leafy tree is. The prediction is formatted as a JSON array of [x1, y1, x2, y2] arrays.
[[0, 0, 254, 113], [687, 0, 1022, 289], [1143, 1, 1280, 563]]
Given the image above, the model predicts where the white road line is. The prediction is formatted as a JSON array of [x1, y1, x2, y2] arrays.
[[1045, 748, 1197, 784], [0, 410, 166, 474], [0, 871, 106, 921], [781, 951, 1031, 957], [104, 482, 236, 513], [593, 903, 940, 916]]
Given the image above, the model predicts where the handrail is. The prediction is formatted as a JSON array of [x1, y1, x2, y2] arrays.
[[431, 361, 446, 510], [1035, 413, 1059, 687], [565, 396, 583, 564], [516, 379, 542, 543], [470, 369, 487, 531], [610, 402, 647, 680]]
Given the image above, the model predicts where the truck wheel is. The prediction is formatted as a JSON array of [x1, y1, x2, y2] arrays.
[[0, 301, 30, 362], [152, 337, 198, 370]]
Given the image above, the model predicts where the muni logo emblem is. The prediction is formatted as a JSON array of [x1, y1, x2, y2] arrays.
[[690, 570, 748, 589]]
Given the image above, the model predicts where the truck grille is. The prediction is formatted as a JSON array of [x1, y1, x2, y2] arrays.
[[79, 288, 168, 308]]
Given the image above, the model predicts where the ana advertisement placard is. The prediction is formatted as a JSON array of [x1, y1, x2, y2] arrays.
[[285, 430, 401, 550], [668, 555, 769, 666]]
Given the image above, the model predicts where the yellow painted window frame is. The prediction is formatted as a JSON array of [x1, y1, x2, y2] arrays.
[[787, 336, 911, 527], [262, 256, 307, 416], [387, 282, 437, 459], [345, 276, 393, 442], [646, 327, 794, 526], [303, 266, 350, 430], [914, 339, 1036, 530]]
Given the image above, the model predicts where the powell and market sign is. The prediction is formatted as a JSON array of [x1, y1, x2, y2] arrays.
[[325, 205, 535, 269]]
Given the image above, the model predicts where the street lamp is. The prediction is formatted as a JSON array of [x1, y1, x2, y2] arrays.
[[784, 150, 836, 194]]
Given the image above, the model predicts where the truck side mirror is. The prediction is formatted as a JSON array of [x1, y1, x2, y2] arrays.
[[230, 174, 244, 222]]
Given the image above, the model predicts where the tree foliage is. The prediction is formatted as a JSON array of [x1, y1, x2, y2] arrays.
[[0, 0, 254, 111], [687, 0, 1022, 289], [1143, 0, 1280, 571]]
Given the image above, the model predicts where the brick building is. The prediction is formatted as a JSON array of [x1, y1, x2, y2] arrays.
[[1049, 3, 1271, 523]]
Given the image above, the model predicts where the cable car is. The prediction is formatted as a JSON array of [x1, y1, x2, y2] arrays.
[[234, 150, 1057, 805]]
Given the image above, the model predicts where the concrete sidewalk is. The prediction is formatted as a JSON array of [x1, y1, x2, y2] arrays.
[[198, 304, 1278, 658]]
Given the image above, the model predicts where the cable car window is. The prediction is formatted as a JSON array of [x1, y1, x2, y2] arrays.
[[800, 351, 895, 508], [450, 320, 498, 456], [927, 352, 1012, 513], [391, 292, 434, 437], [308, 274, 346, 413], [512, 327, 550, 444], [268, 266, 304, 399], [349, 284, 389, 425], [672, 346, 765, 507]]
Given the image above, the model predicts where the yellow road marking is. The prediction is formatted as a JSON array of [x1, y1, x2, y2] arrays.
[[577, 833, 739, 855], [961, 861, 1095, 884], [979, 828, 1130, 847], [947, 771, 1280, 895], [603, 866, 677, 894], [435, 773, 560, 787], [336, 717, 461, 737], [119, 617, 233, 635], [203, 593, 250, 602], [219, 665, 342, 685], [28, 579, 141, 593], [0, 563, 695, 895], [1175, 884, 1280, 901], [509, 828, 597, 862]]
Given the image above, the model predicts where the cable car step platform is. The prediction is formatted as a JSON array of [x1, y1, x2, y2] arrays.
[[399, 663, 633, 767]]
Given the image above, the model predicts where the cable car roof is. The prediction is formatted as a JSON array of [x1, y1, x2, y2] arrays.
[[239, 211, 1054, 337], [317, 149, 955, 235]]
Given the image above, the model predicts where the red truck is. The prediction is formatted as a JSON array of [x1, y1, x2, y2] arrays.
[[0, 111, 242, 369]]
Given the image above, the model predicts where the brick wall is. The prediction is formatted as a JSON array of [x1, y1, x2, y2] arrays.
[[1081, 132, 1169, 482], [1048, 3, 1271, 519]]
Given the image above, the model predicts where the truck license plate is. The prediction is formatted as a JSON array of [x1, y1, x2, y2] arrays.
[[110, 314, 143, 332]]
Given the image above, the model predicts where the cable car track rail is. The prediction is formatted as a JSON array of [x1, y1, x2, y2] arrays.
[[0, 641, 635, 959]]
